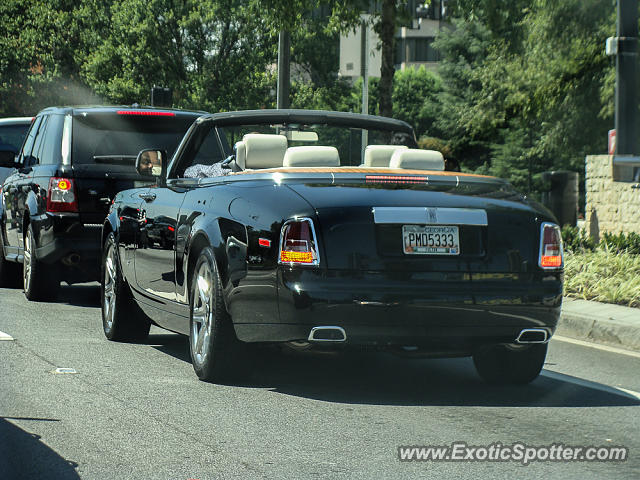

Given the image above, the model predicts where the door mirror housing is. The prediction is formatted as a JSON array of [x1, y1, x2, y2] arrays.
[[0, 149, 18, 168], [135, 149, 167, 182]]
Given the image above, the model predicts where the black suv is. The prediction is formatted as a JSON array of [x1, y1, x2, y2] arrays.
[[0, 106, 205, 299]]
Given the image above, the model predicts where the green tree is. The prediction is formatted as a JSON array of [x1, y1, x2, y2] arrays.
[[80, 0, 278, 111]]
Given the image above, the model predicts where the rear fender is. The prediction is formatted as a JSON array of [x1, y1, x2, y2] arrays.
[[184, 217, 247, 308]]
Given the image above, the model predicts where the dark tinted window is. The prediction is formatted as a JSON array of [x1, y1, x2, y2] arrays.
[[71, 112, 198, 170], [19, 116, 42, 166], [39, 114, 64, 165], [29, 115, 50, 166], [0, 122, 31, 153]]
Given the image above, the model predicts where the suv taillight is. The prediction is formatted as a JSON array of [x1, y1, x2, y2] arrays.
[[278, 218, 320, 266], [539, 222, 563, 269], [47, 177, 78, 213]]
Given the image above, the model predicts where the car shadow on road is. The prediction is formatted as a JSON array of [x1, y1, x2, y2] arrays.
[[149, 336, 640, 408], [0, 417, 80, 479], [54, 283, 101, 308]]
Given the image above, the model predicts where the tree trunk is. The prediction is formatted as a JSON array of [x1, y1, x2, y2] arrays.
[[378, 0, 396, 118]]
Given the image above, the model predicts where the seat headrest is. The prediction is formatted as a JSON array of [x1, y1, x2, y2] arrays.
[[242, 134, 288, 169], [389, 148, 444, 171], [363, 145, 408, 167], [283, 146, 340, 167], [234, 141, 247, 170]]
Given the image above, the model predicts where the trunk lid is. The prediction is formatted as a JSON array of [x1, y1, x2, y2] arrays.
[[286, 178, 542, 273]]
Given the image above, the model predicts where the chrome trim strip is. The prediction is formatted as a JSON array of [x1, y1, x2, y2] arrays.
[[372, 207, 488, 226]]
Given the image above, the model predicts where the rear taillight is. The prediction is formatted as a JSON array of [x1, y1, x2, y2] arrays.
[[538, 222, 563, 269], [47, 177, 78, 213], [278, 218, 320, 266]]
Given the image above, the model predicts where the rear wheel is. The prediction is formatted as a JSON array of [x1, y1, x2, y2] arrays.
[[23, 225, 59, 300], [189, 247, 248, 383], [473, 343, 548, 385], [101, 233, 150, 342]]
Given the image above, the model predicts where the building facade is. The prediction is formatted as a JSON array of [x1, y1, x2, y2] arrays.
[[339, 1, 448, 80]]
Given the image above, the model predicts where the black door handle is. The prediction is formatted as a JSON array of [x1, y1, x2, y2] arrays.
[[139, 192, 157, 202]]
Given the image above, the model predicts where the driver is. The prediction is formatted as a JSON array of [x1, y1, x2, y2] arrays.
[[139, 150, 161, 175]]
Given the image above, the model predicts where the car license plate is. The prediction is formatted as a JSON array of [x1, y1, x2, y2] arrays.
[[402, 225, 460, 255]]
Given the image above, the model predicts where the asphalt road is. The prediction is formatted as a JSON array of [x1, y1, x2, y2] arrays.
[[1, 284, 638, 480]]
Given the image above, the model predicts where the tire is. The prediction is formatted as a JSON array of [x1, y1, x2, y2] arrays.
[[189, 246, 248, 383], [0, 229, 21, 288], [473, 342, 548, 385], [23, 224, 59, 300], [101, 232, 150, 342]]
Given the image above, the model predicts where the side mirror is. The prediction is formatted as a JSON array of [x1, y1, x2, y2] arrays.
[[0, 149, 18, 169], [135, 149, 167, 179]]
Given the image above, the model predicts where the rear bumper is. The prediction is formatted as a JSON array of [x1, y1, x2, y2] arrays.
[[33, 213, 102, 279], [233, 268, 563, 349]]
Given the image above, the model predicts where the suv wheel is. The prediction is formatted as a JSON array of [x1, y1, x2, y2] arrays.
[[189, 247, 249, 383], [101, 233, 150, 342], [473, 342, 548, 385], [23, 225, 59, 300]]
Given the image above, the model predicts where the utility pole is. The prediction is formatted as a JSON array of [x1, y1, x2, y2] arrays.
[[606, 0, 638, 155], [276, 31, 291, 109], [361, 18, 369, 158]]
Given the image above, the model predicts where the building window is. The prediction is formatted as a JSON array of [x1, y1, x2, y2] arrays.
[[407, 37, 439, 62]]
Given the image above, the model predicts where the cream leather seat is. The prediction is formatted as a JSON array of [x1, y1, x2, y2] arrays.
[[363, 145, 408, 167], [236, 134, 288, 170], [283, 146, 340, 167], [389, 149, 444, 171]]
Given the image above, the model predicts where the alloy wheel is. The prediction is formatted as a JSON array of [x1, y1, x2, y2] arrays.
[[191, 262, 213, 367], [23, 231, 32, 292], [103, 243, 117, 331]]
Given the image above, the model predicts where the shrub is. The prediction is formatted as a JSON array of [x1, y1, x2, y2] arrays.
[[561, 225, 596, 253]]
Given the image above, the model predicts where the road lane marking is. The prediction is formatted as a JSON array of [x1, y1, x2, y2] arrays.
[[51, 368, 78, 374], [0, 330, 14, 341], [542, 370, 640, 401], [552, 335, 640, 359]]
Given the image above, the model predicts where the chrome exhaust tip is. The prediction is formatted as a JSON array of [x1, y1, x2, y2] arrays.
[[516, 328, 549, 344], [308, 326, 347, 342]]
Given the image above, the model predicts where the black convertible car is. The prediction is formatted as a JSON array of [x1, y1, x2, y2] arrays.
[[101, 109, 563, 385]]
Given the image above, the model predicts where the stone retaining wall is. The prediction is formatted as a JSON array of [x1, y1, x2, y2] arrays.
[[585, 155, 640, 241]]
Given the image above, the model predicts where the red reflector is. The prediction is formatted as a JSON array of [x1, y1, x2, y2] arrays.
[[366, 175, 427, 184], [258, 238, 271, 248], [167, 225, 175, 232], [117, 110, 176, 117]]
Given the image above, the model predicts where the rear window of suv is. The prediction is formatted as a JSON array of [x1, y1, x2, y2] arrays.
[[71, 112, 199, 169], [0, 122, 31, 152]]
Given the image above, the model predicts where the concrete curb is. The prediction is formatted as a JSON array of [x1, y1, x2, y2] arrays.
[[557, 298, 640, 353]]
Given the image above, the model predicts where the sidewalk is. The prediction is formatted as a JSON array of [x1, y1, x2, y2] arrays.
[[557, 297, 640, 352]]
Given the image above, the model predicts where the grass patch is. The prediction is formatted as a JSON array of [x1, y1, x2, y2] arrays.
[[564, 249, 640, 307]]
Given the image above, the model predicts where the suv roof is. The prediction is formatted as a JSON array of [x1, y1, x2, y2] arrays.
[[38, 105, 207, 118], [0, 117, 34, 125]]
